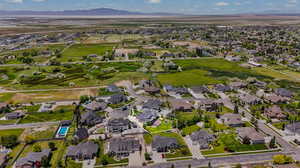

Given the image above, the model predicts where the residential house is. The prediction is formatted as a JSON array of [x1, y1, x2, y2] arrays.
[[107, 118, 134, 133], [136, 109, 158, 124], [106, 85, 121, 93], [142, 99, 162, 111], [196, 99, 223, 112], [220, 113, 244, 127], [264, 105, 286, 120], [15, 149, 51, 168], [190, 130, 215, 150], [4, 111, 24, 120], [170, 99, 193, 112], [237, 127, 265, 144], [238, 94, 261, 105], [80, 111, 104, 127], [214, 84, 232, 92], [66, 141, 99, 160], [74, 128, 89, 141], [188, 86, 210, 98], [229, 82, 247, 89], [108, 94, 128, 105], [275, 88, 293, 98], [265, 94, 289, 104], [108, 107, 130, 119], [139, 80, 154, 89], [285, 122, 300, 136], [152, 136, 179, 153], [164, 85, 189, 97], [108, 137, 141, 158], [144, 87, 161, 95], [83, 101, 107, 112]]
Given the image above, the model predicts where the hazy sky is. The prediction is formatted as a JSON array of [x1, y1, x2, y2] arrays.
[[0, 0, 299, 14]]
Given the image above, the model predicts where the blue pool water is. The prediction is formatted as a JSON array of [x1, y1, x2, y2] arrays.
[[57, 126, 69, 137]]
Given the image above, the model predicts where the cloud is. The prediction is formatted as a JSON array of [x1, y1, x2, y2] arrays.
[[147, 0, 161, 4], [32, 0, 47, 2], [6, 0, 23, 3], [215, 2, 229, 6]]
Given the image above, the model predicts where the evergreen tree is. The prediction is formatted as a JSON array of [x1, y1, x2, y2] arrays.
[[270, 136, 276, 148]]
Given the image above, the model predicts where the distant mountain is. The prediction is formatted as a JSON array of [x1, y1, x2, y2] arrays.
[[0, 8, 181, 16]]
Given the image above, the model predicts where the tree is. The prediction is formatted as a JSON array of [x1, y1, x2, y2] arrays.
[[234, 104, 239, 114], [269, 136, 276, 149], [273, 154, 293, 165], [79, 95, 89, 104], [33, 144, 42, 152], [208, 162, 212, 168], [0, 135, 18, 148], [145, 152, 151, 161], [24, 135, 35, 144], [235, 164, 242, 168], [41, 156, 50, 167], [242, 136, 251, 145], [48, 142, 56, 151], [74, 104, 81, 129]]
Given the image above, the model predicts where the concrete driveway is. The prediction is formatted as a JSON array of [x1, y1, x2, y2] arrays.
[[82, 159, 95, 168], [152, 151, 166, 163], [129, 151, 144, 167], [184, 136, 204, 159]]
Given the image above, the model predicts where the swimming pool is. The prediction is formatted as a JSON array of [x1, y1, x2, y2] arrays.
[[56, 126, 69, 137]]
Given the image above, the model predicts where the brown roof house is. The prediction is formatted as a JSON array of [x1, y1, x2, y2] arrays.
[[15, 149, 51, 168], [237, 127, 266, 144], [66, 141, 99, 160], [108, 137, 141, 158], [170, 99, 193, 112], [220, 113, 245, 127], [264, 105, 286, 120]]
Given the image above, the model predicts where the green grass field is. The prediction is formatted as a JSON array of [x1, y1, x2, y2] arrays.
[[59, 43, 114, 62], [201, 133, 268, 155], [181, 125, 201, 136], [145, 120, 173, 133], [0, 128, 24, 137], [157, 58, 275, 87], [19, 105, 74, 124]]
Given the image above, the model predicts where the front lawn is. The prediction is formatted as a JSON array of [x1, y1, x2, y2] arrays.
[[181, 125, 201, 136], [145, 120, 173, 133]]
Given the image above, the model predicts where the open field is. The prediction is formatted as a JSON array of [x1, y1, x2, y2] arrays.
[[59, 43, 114, 62]]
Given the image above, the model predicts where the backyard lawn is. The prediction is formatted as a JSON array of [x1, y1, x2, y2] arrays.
[[0, 128, 24, 137], [19, 105, 74, 124], [145, 120, 173, 133], [201, 133, 268, 155]]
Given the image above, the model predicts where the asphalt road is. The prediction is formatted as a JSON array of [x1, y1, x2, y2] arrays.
[[143, 152, 286, 168], [0, 121, 59, 130]]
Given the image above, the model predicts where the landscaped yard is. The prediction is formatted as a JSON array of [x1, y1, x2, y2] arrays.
[[0, 128, 24, 137], [145, 120, 173, 133], [19, 140, 64, 167], [181, 125, 201, 136], [95, 140, 128, 166], [201, 133, 268, 155], [19, 105, 74, 124], [156, 132, 192, 158]]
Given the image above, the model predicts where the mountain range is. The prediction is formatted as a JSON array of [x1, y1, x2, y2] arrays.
[[0, 8, 181, 16]]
